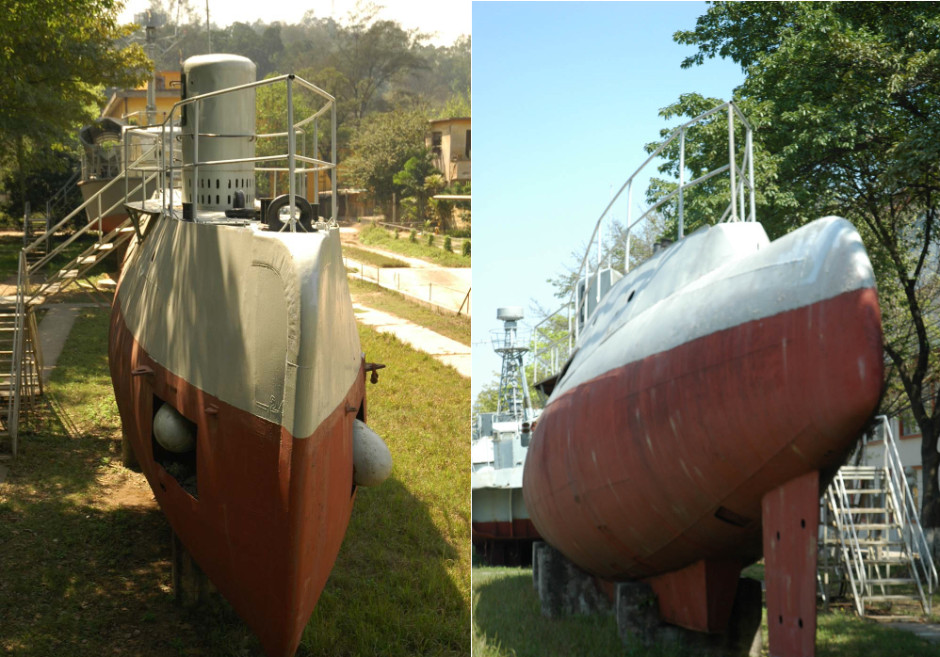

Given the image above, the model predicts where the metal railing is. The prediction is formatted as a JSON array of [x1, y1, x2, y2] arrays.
[[824, 471, 869, 615], [880, 415, 938, 611], [822, 417, 938, 616], [126, 72, 338, 231], [7, 70, 341, 451], [7, 252, 28, 455], [531, 101, 756, 386]]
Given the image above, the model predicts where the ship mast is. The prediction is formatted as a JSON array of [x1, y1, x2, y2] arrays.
[[493, 307, 533, 423]]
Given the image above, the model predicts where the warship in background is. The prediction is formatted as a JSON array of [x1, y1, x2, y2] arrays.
[[471, 306, 541, 565]]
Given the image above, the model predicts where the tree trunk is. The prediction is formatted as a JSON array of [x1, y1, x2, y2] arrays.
[[16, 135, 28, 215], [920, 423, 940, 557]]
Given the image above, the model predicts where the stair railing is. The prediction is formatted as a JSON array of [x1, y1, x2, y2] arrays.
[[826, 470, 869, 615], [7, 251, 28, 453], [22, 142, 160, 274], [879, 415, 937, 612]]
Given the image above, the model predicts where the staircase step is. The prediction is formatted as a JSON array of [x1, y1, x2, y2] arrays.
[[851, 524, 895, 531], [866, 594, 921, 603], [867, 578, 916, 586], [94, 243, 114, 251]]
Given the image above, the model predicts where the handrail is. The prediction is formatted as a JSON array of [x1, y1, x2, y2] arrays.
[[146, 72, 338, 229], [879, 415, 937, 611], [530, 101, 756, 384], [827, 472, 868, 615], [22, 142, 160, 260], [8, 252, 27, 453], [26, 172, 158, 277]]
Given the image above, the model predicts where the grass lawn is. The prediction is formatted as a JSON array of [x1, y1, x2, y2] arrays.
[[0, 307, 470, 656], [472, 566, 940, 657], [342, 244, 410, 269], [358, 225, 470, 268], [349, 277, 470, 346]]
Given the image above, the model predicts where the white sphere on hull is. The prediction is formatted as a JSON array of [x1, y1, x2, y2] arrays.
[[352, 419, 392, 487], [153, 404, 197, 453]]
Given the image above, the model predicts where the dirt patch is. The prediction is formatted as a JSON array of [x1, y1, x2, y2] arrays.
[[92, 463, 157, 511]]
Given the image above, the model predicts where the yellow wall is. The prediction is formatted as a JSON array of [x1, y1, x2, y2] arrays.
[[427, 117, 471, 183], [101, 71, 181, 124]]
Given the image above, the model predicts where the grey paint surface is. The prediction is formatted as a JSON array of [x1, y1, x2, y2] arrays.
[[116, 218, 360, 439], [553, 217, 876, 402]]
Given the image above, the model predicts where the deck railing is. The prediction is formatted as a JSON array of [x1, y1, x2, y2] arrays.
[[125, 73, 338, 231], [531, 101, 756, 387]]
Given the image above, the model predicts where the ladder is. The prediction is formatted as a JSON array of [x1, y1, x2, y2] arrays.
[[2, 160, 158, 457], [819, 416, 939, 616]]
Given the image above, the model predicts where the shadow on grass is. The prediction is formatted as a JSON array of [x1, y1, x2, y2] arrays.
[[302, 478, 468, 657], [0, 440, 262, 656], [3, 312, 470, 657]]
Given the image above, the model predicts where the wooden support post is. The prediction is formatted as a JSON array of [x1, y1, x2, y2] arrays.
[[171, 530, 219, 609]]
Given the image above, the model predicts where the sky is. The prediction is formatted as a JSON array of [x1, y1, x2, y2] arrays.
[[118, 0, 471, 47], [471, 1, 745, 403]]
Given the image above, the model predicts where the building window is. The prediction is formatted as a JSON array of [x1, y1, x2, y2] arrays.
[[465, 129, 471, 159], [432, 131, 442, 156], [901, 408, 920, 436]]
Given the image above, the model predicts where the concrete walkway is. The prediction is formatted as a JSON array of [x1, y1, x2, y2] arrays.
[[884, 621, 940, 644], [38, 305, 83, 385], [353, 303, 471, 378], [340, 226, 471, 316]]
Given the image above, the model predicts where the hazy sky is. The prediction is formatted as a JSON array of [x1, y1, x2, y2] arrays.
[[471, 1, 745, 402], [118, 0, 471, 47]]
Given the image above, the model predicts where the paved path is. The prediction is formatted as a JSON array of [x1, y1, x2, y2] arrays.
[[340, 226, 471, 316], [38, 305, 83, 385], [884, 621, 940, 644], [353, 303, 471, 378]]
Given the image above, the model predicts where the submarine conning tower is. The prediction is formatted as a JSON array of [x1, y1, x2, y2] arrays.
[[180, 54, 257, 216]]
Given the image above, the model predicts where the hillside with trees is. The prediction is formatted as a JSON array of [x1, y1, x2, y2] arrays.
[[0, 0, 470, 230]]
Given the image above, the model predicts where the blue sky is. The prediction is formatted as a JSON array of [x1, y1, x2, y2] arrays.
[[471, 1, 746, 402]]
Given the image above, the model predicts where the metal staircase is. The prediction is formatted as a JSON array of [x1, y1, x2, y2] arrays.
[[2, 152, 159, 457], [819, 416, 938, 616]]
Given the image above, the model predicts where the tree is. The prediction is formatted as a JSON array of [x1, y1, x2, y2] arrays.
[[669, 2, 940, 532], [393, 153, 445, 226], [0, 0, 149, 204], [343, 108, 428, 216], [327, 3, 428, 124]]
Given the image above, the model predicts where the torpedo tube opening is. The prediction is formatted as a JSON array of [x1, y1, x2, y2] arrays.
[[152, 398, 199, 499]]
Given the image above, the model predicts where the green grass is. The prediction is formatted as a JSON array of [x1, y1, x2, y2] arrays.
[[816, 609, 940, 656], [0, 309, 470, 656], [359, 225, 470, 268], [301, 324, 470, 655], [349, 277, 470, 346], [342, 244, 410, 268], [472, 566, 940, 657]]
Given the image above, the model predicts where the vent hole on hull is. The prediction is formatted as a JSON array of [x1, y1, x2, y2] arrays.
[[152, 397, 199, 500]]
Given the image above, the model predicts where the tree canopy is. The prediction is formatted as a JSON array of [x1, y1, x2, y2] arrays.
[[343, 108, 430, 215], [1, 0, 149, 201], [665, 2, 940, 527]]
